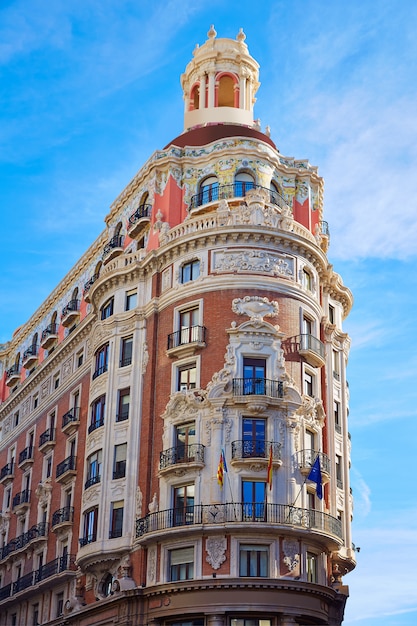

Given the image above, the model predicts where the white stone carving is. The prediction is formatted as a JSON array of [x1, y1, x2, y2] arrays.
[[232, 296, 279, 323], [148, 546, 157, 584], [282, 538, 300, 572], [136, 486, 143, 518], [62, 356, 73, 380], [206, 536, 227, 570], [213, 250, 294, 278]]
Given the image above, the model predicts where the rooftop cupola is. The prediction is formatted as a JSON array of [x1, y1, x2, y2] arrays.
[[181, 25, 260, 131]]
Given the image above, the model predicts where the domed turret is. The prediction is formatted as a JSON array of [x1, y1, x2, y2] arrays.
[[181, 25, 260, 131]]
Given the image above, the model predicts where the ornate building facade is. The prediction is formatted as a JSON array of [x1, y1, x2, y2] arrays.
[[0, 26, 355, 626]]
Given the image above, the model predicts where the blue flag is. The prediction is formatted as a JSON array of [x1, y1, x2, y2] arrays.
[[307, 456, 323, 499]]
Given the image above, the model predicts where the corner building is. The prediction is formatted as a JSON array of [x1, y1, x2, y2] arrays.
[[0, 26, 355, 626]]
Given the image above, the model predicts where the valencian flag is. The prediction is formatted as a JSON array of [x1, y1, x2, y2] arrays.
[[307, 455, 323, 499], [266, 444, 273, 490], [217, 449, 227, 487]]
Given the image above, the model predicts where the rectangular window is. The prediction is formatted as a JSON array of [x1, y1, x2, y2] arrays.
[[44, 454, 53, 479], [181, 260, 200, 284], [334, 401, 341, 433], [329, 304, 335, 324], [303, 268, 312, 291], [125, 289, 137, 311], [54, 374, 60, 389], [242, 418, 266, 457], [13, 411, 19, 427], [113, 443, 127, 479], [100, 298, 114, 320], [77, 349, 84, 367], [33, 394, 39, 409], [239, 544, 269, 577], [177, 307, 200, 346], [93, 344, 109, 379], [169, 546, 194, 581], [306, 552, 317, 583], [336, 455, 343, 488], [177, 363, 197, 391], [302, 316, 313, 336], [120, 336, 133, 367], [86, 450, 102, 489], [117, 388, 130, 422], [242, 481, 265, 521], [173, 484, 195, 526], [32, 603, 39, 626], [110, 501, 124, 538], [82, 507, 98, 544], [175, 422, 196, 462], [242, 358, 266, 395], [304, 371, 314, 397], [56, 592, 64, 617], [90, 395, 105, 432], [333, 350, 340, 381]]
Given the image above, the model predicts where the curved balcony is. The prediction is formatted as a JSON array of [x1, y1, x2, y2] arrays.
[[136, 502, 343, 545], [127, 203, 152, 239], [159, 444, 205, 474], [298, 450, 331, 483], [83, 273, 99, 302], [189, 182, 289, 212], [84, 474, 101, 490], [79, 533, 97, 548], [62, 406, 80, 435], [18, 445, 34, 469], [61, 299, 80, 328], [92, 364, 108, 380], [0, 462, 14, 484], [41, 323, 59, 350], [167, 325, 207, 358], [52, 506, 74, 532], [103, 235, 124, 264], [56, 455, 77, 484], [39, 427, 55, 453], [283, 334, 325, 368], [231, 440, 282, 468], [88, 418, 104, 434], [5, 364, 20, 388], [0, 522, 48, 561], [22, 345, 38, 369], [12, 489, 31, 513]]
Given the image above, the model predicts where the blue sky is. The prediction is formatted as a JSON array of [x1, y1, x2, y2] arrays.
[[1, 1, 417, 623]]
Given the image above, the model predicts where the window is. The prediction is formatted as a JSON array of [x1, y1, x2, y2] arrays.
[[33, 395, 38, 409], [218, 74, 235, 107], [173, 484, 195, 526], [54, 374, 60, 389], [175, 423, 196, 462], [4, 487, 11, 510], [177, 363, 197, 391], [93, 344, 109, 379], [90, 395, 105, 432], [169, 546, 194, 581], [306, 429, 315, 452], [82, 506, 98, 545], [13, 411, 19, 427], [242, 481, 265, 521], [234, 171, 255, 196], [117, 388, 130, 422], [329, 304, 335, 324], [333, 350, 340, 381], [120, 336, 133, 367], [198, 176, 219, 204], [179, 307, 200, 345], [44, 453, 53, 479], [32, 603, 39, 626], [85, 450, 102, 489], [306, 552, 317, 583], [307, 490, 316, 511], [181, 259, 200, 284], [100, 298, 114, 320], [77, 350, 84, 367], [334, 401, 341, 433], [303, 268, 313, 291], [243, 357, 266, 395], [102, 573, 113, 597], [109, 501, 124, 538], [113, 444, 127, 479], [336, 455, 343, 488], [239, 544, 269, 577], [303, 371, 314, 397], [242, 418, 266, 457], [125, 289, 137, 311], [302, 316, 313, 337]]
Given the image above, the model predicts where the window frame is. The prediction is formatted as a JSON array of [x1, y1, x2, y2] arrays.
[[109, 501, 124, 538], [239, 543, 269, 577], [120, 336, 133, 367], [100, 298, 114, 320], [125, 289, 137, 311], [180, 259, 200, 284], [116, 388, 130, 422], [169, 545, 194, 582], [93, 343, 109, 379]]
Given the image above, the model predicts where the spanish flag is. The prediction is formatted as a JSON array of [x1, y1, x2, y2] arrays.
[[217, 449, 227, 487], [266, 444, 273, 490]]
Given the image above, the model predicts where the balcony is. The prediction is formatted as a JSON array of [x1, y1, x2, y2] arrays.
[[13, 570, 35, 595], [61, 299, 80, 328], [85, 474, 101, 490], [18, 446, 34, 469], [83, 273, 99, 302], [127, 203, 152, 239], [92, 364, 108, 380], [0, 462, 14, 484], [5, 365, 20, 388], [52, 506, 74, 532], [88, 417, 104, 434], [298, 449, 331, 483], [232, 378, 284, 410], [136, 502, 343, 543], [79, 533, 96, 547], [40, 323, 59, 350], [103, 235, 124, 264], [0, 522, 48, 561], [35, 554, 76, 584], [167, 325, 207, 358], [189, 182, 289, 212], [284, 334, 325, 368], [12, 489, 31, 513], [231, 440, 282, 468], [56, 455, 77, 484], [22, 345, 38, 369], [38, 427, 56, 453], [159, 444, 205, 474], [62, 406, 80, 435]]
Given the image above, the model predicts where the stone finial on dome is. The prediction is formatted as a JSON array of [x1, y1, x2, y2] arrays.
[[236, 28, 246, 43], [207, 24, 217, 39]]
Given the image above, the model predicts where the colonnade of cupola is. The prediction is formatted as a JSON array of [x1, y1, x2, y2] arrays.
[[181, 25, 260, 131]]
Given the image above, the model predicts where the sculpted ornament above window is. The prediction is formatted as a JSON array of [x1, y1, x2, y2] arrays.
[[232, 296, 279, 323]]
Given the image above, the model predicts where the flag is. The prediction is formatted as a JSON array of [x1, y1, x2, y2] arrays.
[[221, 448, 228, 474], [266, 444, 273, 490], [307, 455, 323, 499], [217, 450, 225, 487]]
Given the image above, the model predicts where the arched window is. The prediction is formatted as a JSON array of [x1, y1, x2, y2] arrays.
[[218, 75, 236, 107], [51, 311, 57, 326], [199, 176, 219, 205], [234, 171, 255, 197], [114, 222, 122, 238], [94, 261, 102, 279], [32, 333, 38, 348], [190, 83, 200, 111], [139, 192, 149, 207], [270, 180, 282, 206], [71, 287, 79, 301], [101, 573, 113, 597]]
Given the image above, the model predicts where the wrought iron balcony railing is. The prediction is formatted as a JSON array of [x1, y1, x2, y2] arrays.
[[128, 203, 152, 227], [167, 325, 206, 350], [85, 474, 101, 490], [39, 427, 55, 448], [41, 323, 58, 341], [5, 364, 20, 381], [0, 523, 48, 560], [22, 344, 38, 361], [231, 440, 282, 462], [35, 554, 76, 584], [92, 364, 108, 379], [136, 502, 342, 540], [298, 449, 331, 475], [13, 571, 34, 595], [0, 462, 14, 480], [189, 182, 289, 211], [0, 583, 11, 601], [320, 220, 330, 237], [103, 235, 124, 256], [160, 444, 205, 470], [56, 455, 76, 478], [232, 378, 284, 398], [12, 489, 31, 509], [18, 445, 34, 465], [83, 273, 99, 294], [88, 418, 104, 434], [61, 299, 80, 318], [52, 506, 74, 528], [79, 533, 96, 547], [62, 406, 80, 428]]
